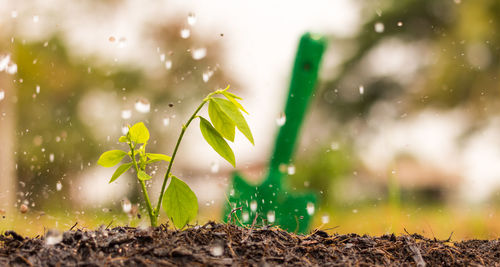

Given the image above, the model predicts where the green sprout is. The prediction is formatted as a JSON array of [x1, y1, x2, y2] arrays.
[[97, 86, 253, 228]]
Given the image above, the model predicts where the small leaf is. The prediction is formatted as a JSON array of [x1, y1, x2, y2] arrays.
[[162, 176, 198, 229], [118, 136, 128, 143], [222, 92, 248, 114], [146, 153, 171, 162], [199, 117, 235, 166], [129, 122, 150, 144], [212, 98, 254, 145], [98, 150, 128, 167], [208, 100, 236, 141], [224, 90, 242, 100], [109, 163, 132, 183], [137, 170, 152, 181]]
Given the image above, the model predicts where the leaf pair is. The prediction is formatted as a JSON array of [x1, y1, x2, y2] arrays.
[[200, 96, 254, 167]]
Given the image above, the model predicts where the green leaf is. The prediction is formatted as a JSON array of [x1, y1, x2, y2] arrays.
[[129, 122, 150, 144], [146, 153, 171, 162], [224, 91, 242, 100], [162, 176, 198, 229], [222, 92, 248, 114], [118, 136, 128, 143], [199, 117, 235, 166], [109, 163, 132, 183], [212, 98, 254, 145], [208, 100, 236, 141], [98, 150, 128, 167], [137, 170, 152, 181]]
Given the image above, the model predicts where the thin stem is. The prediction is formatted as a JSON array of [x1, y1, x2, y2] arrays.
[[154, 99, 209, 215], [130, 143, 157, 226]]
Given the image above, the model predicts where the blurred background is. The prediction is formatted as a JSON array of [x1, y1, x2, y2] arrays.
[[1, 0, 500, 239]]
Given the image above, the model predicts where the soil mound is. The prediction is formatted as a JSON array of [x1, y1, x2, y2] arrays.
[[1, 222, 499, 266]]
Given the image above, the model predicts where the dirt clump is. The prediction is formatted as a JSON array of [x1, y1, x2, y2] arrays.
[[0, 222, 499, 266]]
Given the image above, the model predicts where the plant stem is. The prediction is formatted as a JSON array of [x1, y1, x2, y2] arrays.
[[129, 143, 157, 226], [154, 99, 209, 216]]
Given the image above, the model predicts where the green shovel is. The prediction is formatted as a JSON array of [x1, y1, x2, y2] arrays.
[[222, 33, 327, 233]]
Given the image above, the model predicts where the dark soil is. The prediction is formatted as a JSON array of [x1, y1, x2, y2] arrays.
[[1, 222, 499, 266]]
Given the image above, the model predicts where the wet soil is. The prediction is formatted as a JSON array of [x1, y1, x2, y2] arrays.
[[1, 222, 499, 266]]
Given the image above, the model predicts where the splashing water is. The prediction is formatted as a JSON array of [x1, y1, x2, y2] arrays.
[[250, 200, 257, 212], [191, 48, 207, 60], [135, 98, 151, 113], [306, 202, 315, 215], [122, 199, 132, 213], [121, 109, 132, 119], [45, 229, 63, 245], [374, 22, 385, 33], [210, 161, 219, 173], [267, 210, 276, 223], [180, 28, 191, 39], [165, 60, 172, 69], [276, 112, 286, 126], [56, 181, 62, 191], [202, 70, 214, 82], [210, 244, 224, 257], [321, 214, 330, 224], [187, 13, 197, 25]]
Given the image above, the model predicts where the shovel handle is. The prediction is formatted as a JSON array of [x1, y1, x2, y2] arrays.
[[269, 33, 327, 176]]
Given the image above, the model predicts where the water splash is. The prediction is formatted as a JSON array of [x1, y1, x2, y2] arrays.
[[135, 98, 151, 113], [210, 244, 224, 256], [276, 112, 286, 126], [306, 202, 315, 215], [45, 229, 63, 245], [191, 48, 207, 60], [250, 200, 257, 212], [180, 28, 191, 39], [267, 210, 276, 223]]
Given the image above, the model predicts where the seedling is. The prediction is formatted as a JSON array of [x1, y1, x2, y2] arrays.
[[97, 86, 253, 228]]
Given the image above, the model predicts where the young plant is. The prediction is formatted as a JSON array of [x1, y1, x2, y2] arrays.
[[97, 86, 253, 228]]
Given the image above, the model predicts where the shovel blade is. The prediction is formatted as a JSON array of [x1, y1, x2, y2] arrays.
[[223, 172, 318, 234]]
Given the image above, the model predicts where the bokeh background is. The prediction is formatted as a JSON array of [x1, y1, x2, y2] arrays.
[[1, 0, 500, 239]]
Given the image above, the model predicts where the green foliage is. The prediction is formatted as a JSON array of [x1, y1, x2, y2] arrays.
[[163, 176, 198, 229], [97, 87, 252, 228]]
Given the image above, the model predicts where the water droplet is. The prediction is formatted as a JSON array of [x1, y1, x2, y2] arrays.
[[56, 181, 62, 191], [121, 125, 129, 135], [11, 11, 18, 18], [187, 13, 197, 25], [352, 209, 358, 214], [267, 210, 275, 223], [0, 90, 4, 102], [210, 244, 224, 256], [397, 21, 403, 27], [229, 188, 235, 196], [202, 70, 214, 82], [135, 98, 151, 113], [49, 153, 55, 162], [35, 85, 40, 94], [210, 161, 219, 173], [276, 112, 286, 126], [45, 229, 62, 245], [121, 109, 132, 119], [33, 15, 39, 23], [191, 48, 207, 60], [162, 117, 170, 126], [122, 199, 132, 213], [20, 204, 28, 213], [359, 85, 364, 95], [374, 22, 385, 33], [180, 28, 191, 39], [160, 53, 166, 62], [242, 211, 249, 222], [306, 202, 315, 215], [391, 170, 396, 174], [0, 55, 10, 71], [330, 142, 339, 150], [250, 200, 257, 212], [287, 164, 296, 175], [165, 60, 172, 69], [6, 63, 17, 74], [118, 37, 127, 48], [321, 214, 330, 224]]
